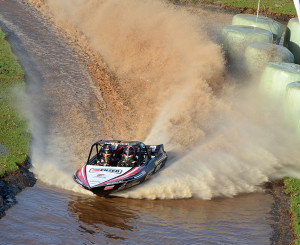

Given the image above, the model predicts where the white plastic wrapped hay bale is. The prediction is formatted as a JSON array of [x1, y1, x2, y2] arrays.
[[285, 81, 300, 130], [245, 43, 294, 77], [232, 14, 283, 44], [221, 25, 273, 68], [260, 62, 300, 99], [284, 18, 300, 64]]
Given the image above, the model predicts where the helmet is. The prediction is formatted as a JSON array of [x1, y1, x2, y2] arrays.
[[124, 145, 135, 161], [104, 144, 112, 154], [103, 144, 113, 162]]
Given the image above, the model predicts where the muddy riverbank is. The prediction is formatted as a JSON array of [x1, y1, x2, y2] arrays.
[[0, 158, 36, 218], [266, 181, 295, 244]]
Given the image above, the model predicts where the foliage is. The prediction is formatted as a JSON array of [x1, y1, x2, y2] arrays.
[[284, 178, 300, 244], [0, 29, 29, 176]]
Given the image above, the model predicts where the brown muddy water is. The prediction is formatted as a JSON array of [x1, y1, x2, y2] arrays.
[[0, 0, 291, 244], [1, 182, 274, 245]]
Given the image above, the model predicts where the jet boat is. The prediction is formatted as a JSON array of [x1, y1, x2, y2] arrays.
[[73, 140, 167, 196]]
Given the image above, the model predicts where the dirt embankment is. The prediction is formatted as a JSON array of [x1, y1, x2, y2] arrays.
[[0, 159, 36, 218], [265, 181, 295, 244]]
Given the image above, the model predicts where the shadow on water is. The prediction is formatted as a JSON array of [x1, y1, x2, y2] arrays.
[[68, 196, 137, 237]]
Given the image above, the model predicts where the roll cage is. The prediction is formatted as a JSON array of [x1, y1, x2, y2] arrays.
[[86, 140, 154, 166]]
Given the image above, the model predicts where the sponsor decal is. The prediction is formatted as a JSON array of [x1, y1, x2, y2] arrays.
[[155, 160, 159, 166], [134, 170, 146, 179], [101, 168, 123, 174], [96, 174, 105, 177], [94, 167, 141, 187], [90, 168, 123, 174], [104, 185, 115, 190], [89, 168, 101, 173]]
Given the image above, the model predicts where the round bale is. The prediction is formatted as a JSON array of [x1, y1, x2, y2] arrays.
[[284, 18, 300, 64], [222, 25, 273, 69], [245, 43, 294, 77], [286, 81, 300, 130], [232, 14, 283, 44], [260, 62, 300, 99]]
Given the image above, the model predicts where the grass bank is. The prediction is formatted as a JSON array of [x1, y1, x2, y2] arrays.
[[284, 178, 300, 244], [170, 0, 297, 16], [0, 28, 30, 176]]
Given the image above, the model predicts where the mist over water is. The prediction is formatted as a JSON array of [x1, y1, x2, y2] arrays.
[[27, 0, 300, 199]]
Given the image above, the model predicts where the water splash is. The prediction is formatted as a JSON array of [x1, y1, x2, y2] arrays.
[[27, 0, 300, 199]]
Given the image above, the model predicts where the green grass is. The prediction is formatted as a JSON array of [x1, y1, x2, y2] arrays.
[[284, 178, 300, 244], [170, 0, 297, 16], [0, 28, 30, 176]]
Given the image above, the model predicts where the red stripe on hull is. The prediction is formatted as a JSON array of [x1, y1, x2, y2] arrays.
[[94, 167, 143, 187], [78, 166, 89, 187]]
